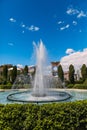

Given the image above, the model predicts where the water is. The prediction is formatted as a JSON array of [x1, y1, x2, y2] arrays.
[[1, 89, 87, 104], [32, 40, 47, 96]]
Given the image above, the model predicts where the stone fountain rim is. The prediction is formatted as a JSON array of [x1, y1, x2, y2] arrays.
[[7, 89, 72, 104]]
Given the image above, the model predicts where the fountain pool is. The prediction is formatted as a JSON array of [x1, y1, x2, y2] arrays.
[[0, 89, 87, 104]]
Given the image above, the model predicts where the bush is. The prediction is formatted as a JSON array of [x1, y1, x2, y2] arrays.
[[74, 84, 87, 89], [0, 84, 12, 89], [67, 84, 74, 88], [0, 101, 87, 129]]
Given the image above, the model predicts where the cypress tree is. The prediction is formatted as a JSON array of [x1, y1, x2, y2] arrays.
[[69, 64, 75, 84], [3, 65, 8, 82], [24, 65, 28, 75], [11, 66, 17, 83], [58, 65, 64, 82], [81, 64, 87, 81]]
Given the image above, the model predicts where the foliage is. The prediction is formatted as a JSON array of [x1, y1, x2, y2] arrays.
[[81, 64, 87, 81], [69, 64, 75, 84], [23, 65, 28, 75], [75, 79, 84, 84], [0, 84, 12, 89], [3, 65, 8, 83], [84, 78, 87, 85], [73, 84, 87, 89], [67, 84, 74, 88], [0, 101, 87, 129], [58, 64, 64, 82], [11, 66, 17, 83]]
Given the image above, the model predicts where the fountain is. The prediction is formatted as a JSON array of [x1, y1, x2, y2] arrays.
[[32, 41, 47, 97], [7, 40, 71, 104]]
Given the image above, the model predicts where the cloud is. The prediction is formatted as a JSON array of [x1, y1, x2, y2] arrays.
[[77, 10, 87, 18], [60, 48, 87, 71], [58, 21, 64, 24], [8, 43, 14, 46], [66, 7, 87, 18], [17, 64, 23, 68], [20, 22, 26, 28], [21, 24, 26, 28], [9, 18, 16, 22], [66, 48, 75, 54], [28, 25, 40, 31], [66, 7, 79, 15], [34, 26, 40, 31], [60, 24, 70, 31], [9, 18, 39, 33], [72, 21, 77, 25]]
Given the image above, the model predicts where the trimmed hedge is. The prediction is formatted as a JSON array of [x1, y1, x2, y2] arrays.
[[0, 84, 12, 89], [0, 101, 87, 130], [73, 84, 87, 89], [67, 84, 74, 88]]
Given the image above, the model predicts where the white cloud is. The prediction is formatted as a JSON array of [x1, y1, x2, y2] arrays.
[[9, 18, 16, 22], [34, 26, 40, 31], [20, 22, 26, 28], [17, 64, 23, 68], [58, 21, 64, 24], [60, 24, 70, 31], [21, 24, 26, 28], [66, 7, 87, 18], [66, 24, 70, 28], [66, 48, 75, 54], [77, 10, 87, 18], [28, 25, 40, 31], [72, 21, 77, 25], [66, 8, 79, 15], [60, 48, 87, 71], [8, 43, 14, 46]]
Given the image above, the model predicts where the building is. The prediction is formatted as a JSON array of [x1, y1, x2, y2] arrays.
[[51, 61, 60, 76], [64, 71, 69, 81]]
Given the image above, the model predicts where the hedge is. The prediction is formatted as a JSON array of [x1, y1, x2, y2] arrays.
[[0, 84, 12, 89], [73, 84, 87, 89], [67, 84, 74, 88], [0, 101, 87, 130]]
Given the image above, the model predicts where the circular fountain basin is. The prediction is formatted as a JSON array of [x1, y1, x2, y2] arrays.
[[7, 90, 72, 104]]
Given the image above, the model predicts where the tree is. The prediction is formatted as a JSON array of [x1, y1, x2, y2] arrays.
[[69, 64, 75, 84], [24, 65, 28, 75], [3, 65, 8, 82], [58, 65, 64, 82], [81, 64, 87, 81], [11, 66, 17, 83]]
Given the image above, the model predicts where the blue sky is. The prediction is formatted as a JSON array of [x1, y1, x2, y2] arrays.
[[1, 0, 87, 66]]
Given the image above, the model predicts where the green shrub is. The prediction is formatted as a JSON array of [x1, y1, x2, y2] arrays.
[[0, 101, 87, 129], [74, 84, 87, 89], [0, 84, 12, 89], [67, 84, 74, 88]]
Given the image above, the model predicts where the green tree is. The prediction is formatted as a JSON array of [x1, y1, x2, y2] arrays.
[[81, 64, 87, 81], [3, 65, 8, 82], [11, 66, 17, 83], [24, 65, 28, 75], [58, 65, 64, 82], [69, 64, 75, 84]]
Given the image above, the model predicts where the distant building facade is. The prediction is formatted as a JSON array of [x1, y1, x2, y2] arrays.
[[51, 61, 60, 76]]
